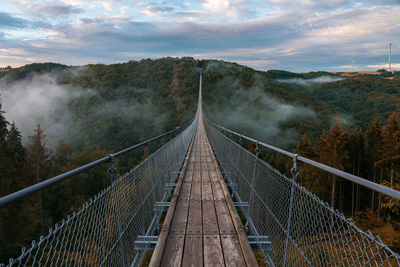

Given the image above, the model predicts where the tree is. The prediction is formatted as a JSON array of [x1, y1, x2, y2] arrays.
[[347, 128, 365, 215], [0, 103, 10, 260], [0, 110, 33, 263], [53, 139, 74, 167], [318, 121, 349, 211], [380, 112, 400, 185], [294, 134, 319, 190], [365, 118, 382, 211], [0, 102, 10, 194], [45, 140, 75, 224], [26, 124, 50, 233], [7, 122, 26, 183]]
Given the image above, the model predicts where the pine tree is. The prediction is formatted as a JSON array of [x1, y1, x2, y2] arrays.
[[0, 102, 10, 194], [348, 128, 365, 215], [0, 102, 10, 261], [365, 118, 382, 211], [380, 112, 400, 185], [7, 122, 26, 185], [45, 139, 75, 224], [26, 124, 50, 233], [318, 121, 349, 211], [294, 134, 318, 189], [0, 103, 8, 142], [0, 107, 33, 263]]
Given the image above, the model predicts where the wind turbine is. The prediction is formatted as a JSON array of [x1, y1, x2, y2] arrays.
[[351, 56, 354, 70], [389, 43, 392, 71]]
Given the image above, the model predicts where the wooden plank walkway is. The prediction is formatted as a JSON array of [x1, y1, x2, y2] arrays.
[[149, 112, 258, 267]]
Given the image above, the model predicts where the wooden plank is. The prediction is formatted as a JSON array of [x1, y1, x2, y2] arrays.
[[208, 163, 221, 184], [202, 165, 219, 235], [203, 235, 225, 267], [190, 176, 201, 200], [214, 200, 236, 235], [186, 161, 194, 172], [187, 200, 202, 235], [182, 235, 203, 267], [211, 177, 225, 200], [160, 235, 185, 267], [221, 235, 247, 267], [170, 202, 189, 235], [202, 200, 219, 235], [179, 182, 192, 200], [201, 175, 213, 200]]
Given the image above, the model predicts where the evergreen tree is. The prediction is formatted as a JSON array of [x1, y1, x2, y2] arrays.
[[347, 128, 365, 215], [365, 118, 382, 211], [0, 102, 10, 261], [0, 108, 33, 263], [26, 124, 50, 233], [45, 139, 75, 224], [7, 122, 26, 186], [380, 111, 400, 185], [318, 121, 349, 211], [294, 134, 319, 190], [0, 102, 10, 194]]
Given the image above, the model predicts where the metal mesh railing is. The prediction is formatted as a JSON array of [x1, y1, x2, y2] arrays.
[[205, 120, 400, 267], [2, 119, 197, 267]]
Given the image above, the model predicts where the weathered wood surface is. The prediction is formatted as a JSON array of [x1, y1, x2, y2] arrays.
[[150, 113, 258, 266]]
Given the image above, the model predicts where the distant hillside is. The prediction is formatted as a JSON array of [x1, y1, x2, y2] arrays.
[[303, 77, 400, 128], [268, 68, 400, 129], [266, 69, 340, 80], [0, 58, 349, 150], [0, 62, 68, 81]]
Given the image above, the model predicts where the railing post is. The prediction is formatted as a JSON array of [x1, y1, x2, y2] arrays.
[[283, 154, 300, 267], [246, 141, 259, 233], [234, 135, 242, 184], [177, 126, 186, 169], [107, 154, 126, 267]]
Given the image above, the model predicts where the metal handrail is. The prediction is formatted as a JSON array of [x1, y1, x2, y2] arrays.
[[207, 120, 400, 201], [0, 121, 192, 207]]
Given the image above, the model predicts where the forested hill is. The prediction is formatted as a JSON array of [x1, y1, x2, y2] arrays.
[[0, 58, 341, 151], [271, 69, 400, 129], [302, 77, 400, 128], [1, 58, 399, 150], [0, 59, 199, 151]]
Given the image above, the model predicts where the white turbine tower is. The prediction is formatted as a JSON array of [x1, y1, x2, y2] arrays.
[[351, 56, 354, 70], [389, 43, 392, 71]]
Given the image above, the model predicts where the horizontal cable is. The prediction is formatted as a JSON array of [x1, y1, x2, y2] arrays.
[[0, 120, 193, 207], [207, 119, 400, 201]]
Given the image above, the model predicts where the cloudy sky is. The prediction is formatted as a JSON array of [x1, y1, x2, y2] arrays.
[[0, 0, 399, 71]]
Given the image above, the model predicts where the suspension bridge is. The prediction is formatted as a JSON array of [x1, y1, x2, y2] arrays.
[[1, 73, 400, 266]]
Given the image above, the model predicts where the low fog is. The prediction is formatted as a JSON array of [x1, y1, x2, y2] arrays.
[[207, 86, 317, 148], [277, 76, 345, 87], [203, 62, 319, 148], [0, 74, 76, 147], [0, 71, 167, 148]]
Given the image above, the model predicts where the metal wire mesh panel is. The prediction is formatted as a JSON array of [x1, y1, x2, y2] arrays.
[[3, 121, 196, 267], [205, 121, 400, 267]]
